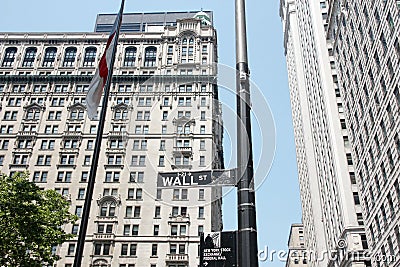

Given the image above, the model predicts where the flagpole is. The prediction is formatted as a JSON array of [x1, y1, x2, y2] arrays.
[[73, 1, 125, 266], [235, 0, 259, 266]]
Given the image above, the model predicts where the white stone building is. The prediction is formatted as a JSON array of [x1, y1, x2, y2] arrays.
[[280, 1, 368, 267], [286, 224, 308, 267], [0, 11, 224, 267], [325, 1, 400, 267]]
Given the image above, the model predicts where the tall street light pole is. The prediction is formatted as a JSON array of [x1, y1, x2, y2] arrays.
[[235, 0, 259, 266]]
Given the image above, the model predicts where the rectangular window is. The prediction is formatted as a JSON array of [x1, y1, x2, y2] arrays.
[[130, 244, 137, 256], [135, 189, 142, 200], [156, 189, 162, 199], [133, 206, 141, 218], [126, 206, 132, 217], [199, 189, 205, 200], [78, 189, 85, 199], [181, 189, 188, 200], [68, 244, 75, 255], [179, 244, 185, 254], [198, 225, 204, 236], [121, 244, 128, 256], [84, 155, 91, 165], [198, 207, 204, 218], [200, 156, 205, 166], [1, 140, 9, 150], [159, 156, 165, 167], [155, 206, 161, 218], [72, 224, 79, 235], [180, 225, 187, 236], [171, 225, 178, 236], [170, 244, 177, 254], [127, 189, 135, 199], [153, 225, 159, 236], [81, 172, 88, 182], [151, 244, 158, 256], [346, 153, 353, 165], [75, 206, 82, 217], [103, 244, 110, 255], [132, 225, 139, 236], [123, 225, 130, 236]]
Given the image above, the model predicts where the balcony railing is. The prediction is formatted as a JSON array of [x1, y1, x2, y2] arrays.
[[171, 164, 192, 170], [63, 131, 82, 136], [173, 146, 193, 155], [93, 233, 115, 240], [18, 130, 38, 137], [168, 214, 190, 223], [166, 254, 189, 262], [106, 147, 126, 154], [9, 163, 29, 169]]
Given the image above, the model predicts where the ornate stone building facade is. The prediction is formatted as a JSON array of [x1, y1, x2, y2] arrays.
[[0, 11, 224, 267]]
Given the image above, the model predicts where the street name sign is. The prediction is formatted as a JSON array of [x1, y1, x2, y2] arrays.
[[157, 169, 236, 188]]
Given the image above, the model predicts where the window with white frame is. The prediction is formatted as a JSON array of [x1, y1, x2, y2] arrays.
[[124, 47, 137, 66], [42, 47, 57, 67], [2, 47, 17, 67], [180, 36, 195, 63], [63, 47, 77, 67], [144, 47, 157, 67], [83, 47, 96, 67], [22, 47, 37, 67]]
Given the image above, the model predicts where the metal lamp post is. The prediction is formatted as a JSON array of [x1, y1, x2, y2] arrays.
[[235, 0, 259, 266]]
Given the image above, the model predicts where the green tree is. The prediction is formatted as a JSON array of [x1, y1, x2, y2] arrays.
[[0, 172, 78, 267]]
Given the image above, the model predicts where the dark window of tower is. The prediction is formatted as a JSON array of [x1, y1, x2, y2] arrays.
[[83, 47, 97, 67], [63, 47, 77, 67], [144, 46, 157, 67], [22, 47, 37, 67], [124, 46, 137, 66], [2, 47, 17, 67], [43, 47, 57, 67]]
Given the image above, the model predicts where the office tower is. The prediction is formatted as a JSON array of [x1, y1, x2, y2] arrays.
[[286, 224, 307, 267], [326, 1, 400, 266], [0, 11, 223, 267], [280, 1, 368, 267]]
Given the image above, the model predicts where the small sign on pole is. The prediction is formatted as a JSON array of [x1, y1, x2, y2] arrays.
[[200, 231, 237, 267]]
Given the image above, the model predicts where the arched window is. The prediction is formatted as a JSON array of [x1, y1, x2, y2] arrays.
[[144, 47, 157, 67], [2, 47, 17, 67], [83, 47, 97, 67], [124, 47, 136, 67], [42, 47, 57, 67], [25, 108, 40, 120], [70, 108, 84, 120], [114, 108, 128, 120], [63, 47, 77, 67], [22, 47, 37, 67], [180, 36, 195, 63]]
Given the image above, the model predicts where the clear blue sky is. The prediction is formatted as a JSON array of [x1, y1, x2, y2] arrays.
[[0, 0, 301, 265]]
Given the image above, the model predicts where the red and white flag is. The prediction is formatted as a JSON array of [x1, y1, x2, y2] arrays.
[[86, 10, 122, 120]]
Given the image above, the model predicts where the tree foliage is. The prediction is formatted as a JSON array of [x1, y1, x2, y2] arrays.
[[0, 172, 78, 267]]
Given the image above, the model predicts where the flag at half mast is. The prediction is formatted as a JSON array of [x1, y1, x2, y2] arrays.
[[86, 6, 123, 120]]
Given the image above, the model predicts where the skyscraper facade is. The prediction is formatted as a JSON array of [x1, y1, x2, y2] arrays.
[[0, 11, 223, 267], [280, 0, 368, 266], [326, 1, 400, 266]]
